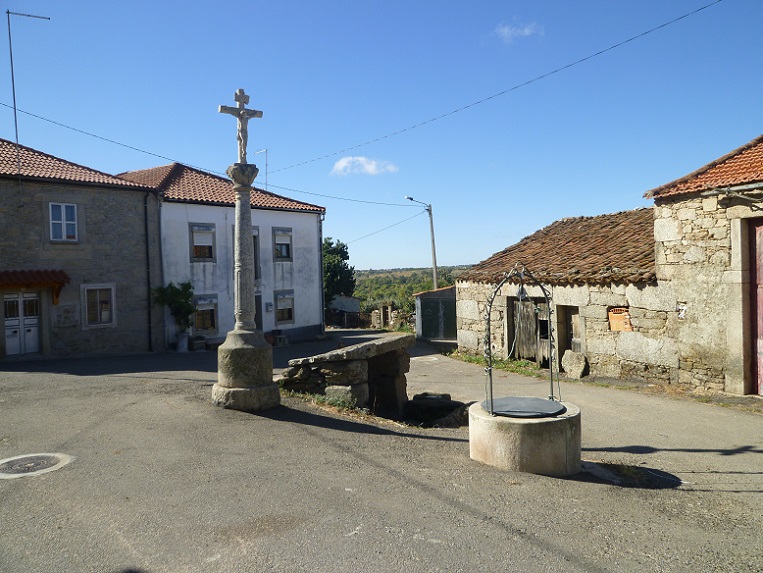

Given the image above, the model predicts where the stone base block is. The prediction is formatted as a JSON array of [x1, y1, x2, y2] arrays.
[[211, 383, 280, 412], [469, 401, 581, 477], [325, 383, 369, 407], [215, 329, 279, 412], [217, 329, 273, 388]]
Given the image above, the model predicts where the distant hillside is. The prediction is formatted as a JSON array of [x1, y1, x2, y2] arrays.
[[353, 265, 472, 313], [355, 265, 473, 279]]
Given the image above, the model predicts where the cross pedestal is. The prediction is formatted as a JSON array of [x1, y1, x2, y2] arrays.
[[211, 162, 280, 412]]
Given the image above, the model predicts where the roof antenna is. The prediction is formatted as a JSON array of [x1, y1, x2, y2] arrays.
[[6, 10, 50, 177]]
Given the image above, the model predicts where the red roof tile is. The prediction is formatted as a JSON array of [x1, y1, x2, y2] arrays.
[[0, 269, 71, 287], [0, 138, 151, 190], [459, 208, 655, 286], [119, 163, 325, 213], [645, 134, 763, 199]]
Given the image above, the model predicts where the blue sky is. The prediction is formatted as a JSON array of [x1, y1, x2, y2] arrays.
[[3, 0, 762, 270]]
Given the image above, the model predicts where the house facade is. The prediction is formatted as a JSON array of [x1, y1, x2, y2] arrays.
[[0, 139, 163, 359], [646, 134, 763, 395], [457, 135, 763, 396], [119, 164, 326, 347]]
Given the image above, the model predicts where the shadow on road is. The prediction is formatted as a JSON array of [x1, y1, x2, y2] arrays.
[[572, 461, 684, 490], [258, 403, 468, 443], [584, 444, 763, 456]]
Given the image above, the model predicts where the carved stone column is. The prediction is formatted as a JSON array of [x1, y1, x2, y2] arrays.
[[229, 163, 258, 331], [212, 162, 280, 412]]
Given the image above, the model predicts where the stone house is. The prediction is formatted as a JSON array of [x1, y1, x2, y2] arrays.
[[0, 138, 163, 358], [457, 208, 662, 382], [119, 163, 326, 347], [646, 134, 763, 395], [457, 134, 763, 396]]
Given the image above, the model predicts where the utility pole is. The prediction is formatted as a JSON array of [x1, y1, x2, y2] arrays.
[[405, 196, 438, 289]]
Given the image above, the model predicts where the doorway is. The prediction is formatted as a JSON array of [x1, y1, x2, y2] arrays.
[[4, 292, 41, 356]]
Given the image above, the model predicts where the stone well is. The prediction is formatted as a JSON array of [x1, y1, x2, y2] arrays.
[[468, 401, 581, 477]]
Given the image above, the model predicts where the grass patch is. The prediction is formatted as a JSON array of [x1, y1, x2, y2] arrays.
[[446, 350, 544, 378], [280, 389, 373, 417]]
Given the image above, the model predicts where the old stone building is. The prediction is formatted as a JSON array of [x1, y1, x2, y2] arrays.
[[0, 139, 163, 358], [457, 208, 668, 384], [646, 134, 763, 395], [457, 134, 763, 395]]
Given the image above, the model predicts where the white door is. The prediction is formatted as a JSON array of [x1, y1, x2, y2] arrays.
[[4, 293, 40, 355]]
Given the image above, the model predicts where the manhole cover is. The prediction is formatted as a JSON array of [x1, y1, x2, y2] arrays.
[[0, 453, 74, 479]]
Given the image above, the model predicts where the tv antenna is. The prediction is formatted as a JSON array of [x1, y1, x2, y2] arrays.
[[6, 10, 50, 174]]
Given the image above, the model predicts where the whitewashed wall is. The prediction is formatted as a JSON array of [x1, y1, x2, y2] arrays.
[[161, 201, 323, 343]]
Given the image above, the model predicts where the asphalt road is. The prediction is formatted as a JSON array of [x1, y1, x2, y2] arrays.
[[1, 330, 761, 573]]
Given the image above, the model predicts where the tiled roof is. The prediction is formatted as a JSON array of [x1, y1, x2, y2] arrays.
[[459, 208, 655, 286], [645, 134, 763, 199], [0, 138, 150, 190], [118, 163, 325, 213], [0, 269, 71, 287]]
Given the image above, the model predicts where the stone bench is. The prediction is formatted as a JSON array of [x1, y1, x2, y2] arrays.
[[276, 333, 415, 420]]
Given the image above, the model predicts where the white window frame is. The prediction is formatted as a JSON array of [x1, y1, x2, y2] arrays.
[[81, 283, 116, 329], [50, 202, 78, 242], [190, 223, 216, 262], [274, 290, 295, 324], [273, 228, 293, 262]]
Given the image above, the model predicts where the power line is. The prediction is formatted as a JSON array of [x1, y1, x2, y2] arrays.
[[271, 0, 725, 173], [347, 210, 426, 244], [0, 101, 416, 208], [0, 0, 723, 191], [0, 102, 223, 175], [267, 183, 413, 207]]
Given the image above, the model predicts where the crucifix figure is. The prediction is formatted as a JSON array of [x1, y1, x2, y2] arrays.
[[218, 88, 263, 164]]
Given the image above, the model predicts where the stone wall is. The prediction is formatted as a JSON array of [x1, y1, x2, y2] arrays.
[[457, 279, 679, 386], [0, 179, 164, 357], [457, 194, 762, 395], [276, 333, 415, 419], [654, 194, 752, 393]]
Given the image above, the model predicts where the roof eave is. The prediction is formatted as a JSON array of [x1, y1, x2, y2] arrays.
[[0, 173, 155, 192]]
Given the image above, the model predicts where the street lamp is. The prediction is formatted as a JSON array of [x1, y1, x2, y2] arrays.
[[405, 196, 438, 289]]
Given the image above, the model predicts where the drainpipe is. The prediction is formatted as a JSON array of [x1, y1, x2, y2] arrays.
[[144, 190, 154, 351], [318, 211, 326, 336]]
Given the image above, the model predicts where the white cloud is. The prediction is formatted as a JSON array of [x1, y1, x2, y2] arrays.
[[330, 156, 399, 176], [495, 21, 543, 44]]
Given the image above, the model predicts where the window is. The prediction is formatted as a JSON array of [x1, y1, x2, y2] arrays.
[[273, 228, 292, 261], [608, 307, 633, 332], [82, 284, 116, 328], [50, 203, 78, 241], [194, 296, 218, 334], [190, 224, 216, 262], [275, 291, 295, 324]]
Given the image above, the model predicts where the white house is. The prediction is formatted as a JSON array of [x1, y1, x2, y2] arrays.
[[119, 163, 326, 347]]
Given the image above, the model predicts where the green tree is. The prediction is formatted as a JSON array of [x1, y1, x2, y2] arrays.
[[153, 281, 195, 330], [323, 237, 356, 308]]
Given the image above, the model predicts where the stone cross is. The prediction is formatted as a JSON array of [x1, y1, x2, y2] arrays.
[[218, 89, 263, 164]]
